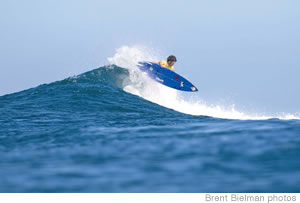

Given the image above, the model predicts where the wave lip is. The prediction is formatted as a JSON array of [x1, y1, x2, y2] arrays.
[[107, 45, 300, 120]]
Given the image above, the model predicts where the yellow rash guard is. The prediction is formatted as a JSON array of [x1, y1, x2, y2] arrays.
[[152, 60, 175, 71]]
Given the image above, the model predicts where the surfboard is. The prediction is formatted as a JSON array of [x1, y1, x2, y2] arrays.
[[137, 61, 198, 92]]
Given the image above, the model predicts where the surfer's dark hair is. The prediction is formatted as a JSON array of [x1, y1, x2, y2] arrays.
[[167, 55, 177, 62]]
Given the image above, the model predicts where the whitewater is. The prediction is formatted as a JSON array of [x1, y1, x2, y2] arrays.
[[0, 45, 300, 192], [108, 45, 299, 120]]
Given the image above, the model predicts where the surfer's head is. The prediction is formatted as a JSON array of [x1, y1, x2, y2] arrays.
[[167, 55, 177, 66]]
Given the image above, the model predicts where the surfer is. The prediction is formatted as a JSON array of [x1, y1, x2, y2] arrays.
[[153, 55, 177, 71], [137, 57, 198, 92]]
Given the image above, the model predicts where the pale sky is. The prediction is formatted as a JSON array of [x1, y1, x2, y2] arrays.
[[1, 0, 299, 113]]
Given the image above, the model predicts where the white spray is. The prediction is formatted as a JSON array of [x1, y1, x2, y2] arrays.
[[108, 45, 299, 120]]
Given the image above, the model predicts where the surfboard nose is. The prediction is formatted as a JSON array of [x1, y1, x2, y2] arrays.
[[191, 87, 198, 92]]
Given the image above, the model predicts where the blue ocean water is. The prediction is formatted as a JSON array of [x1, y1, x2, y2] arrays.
[[1, 65, 300, 192]]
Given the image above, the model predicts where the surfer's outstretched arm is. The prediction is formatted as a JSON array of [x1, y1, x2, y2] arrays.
[[152, 61, 165, 69], [152, 56, 176, 71]]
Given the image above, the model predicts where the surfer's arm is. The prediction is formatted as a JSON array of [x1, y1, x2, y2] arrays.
[[156, 61, 166, 67], [152, 61, 175, 71], [152, 61, 165, 68]]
